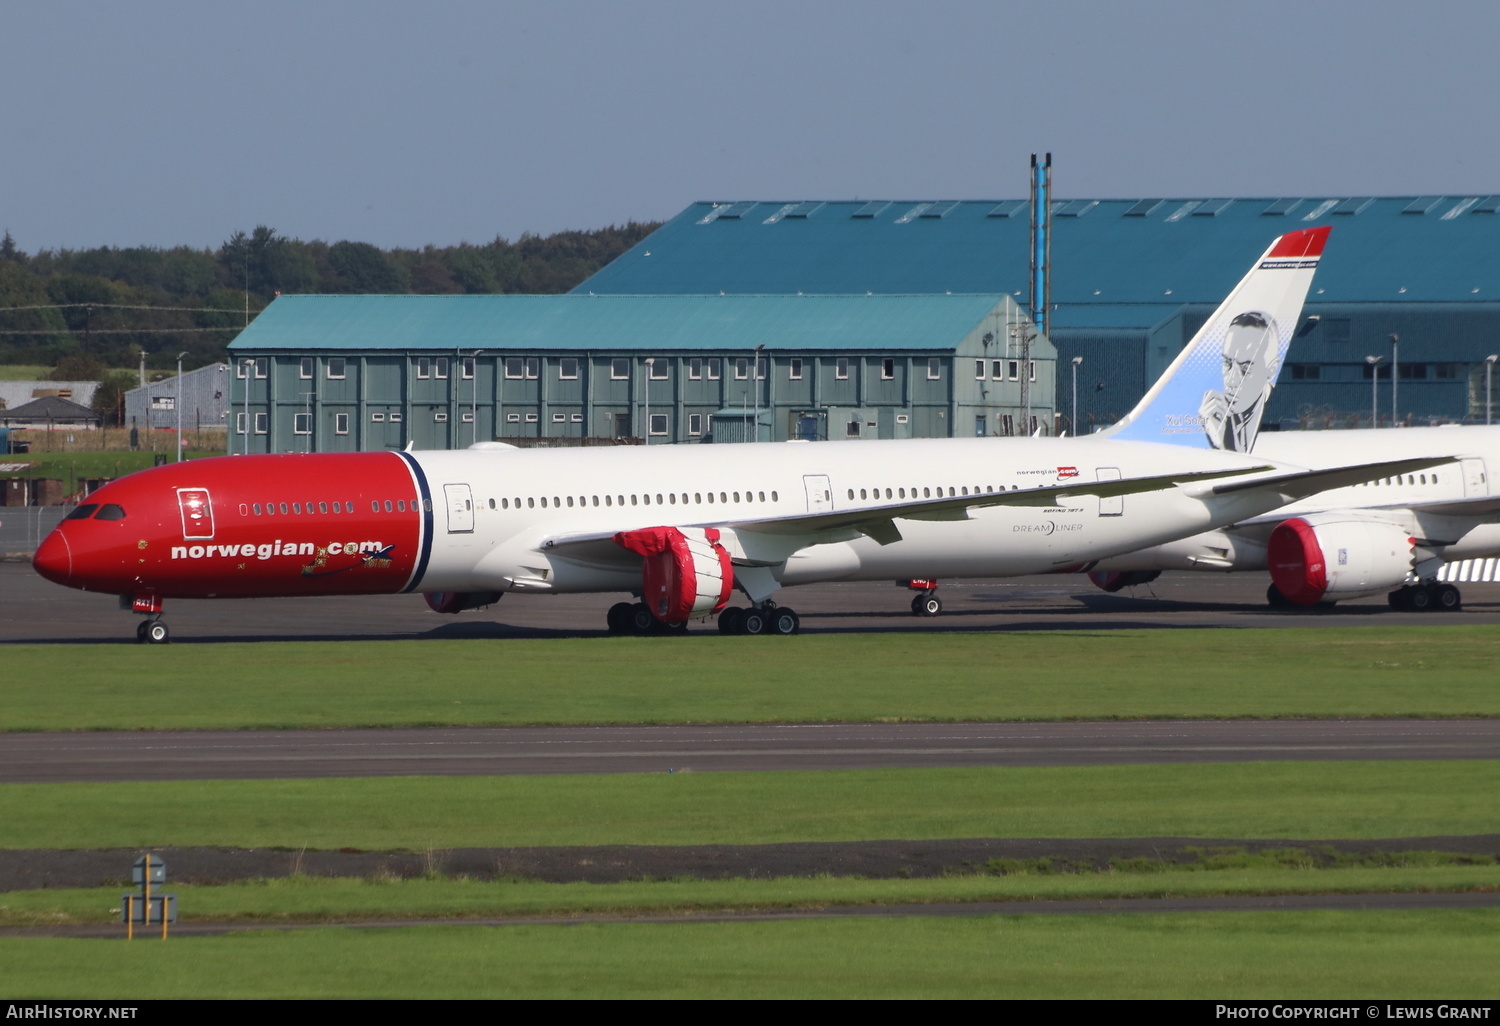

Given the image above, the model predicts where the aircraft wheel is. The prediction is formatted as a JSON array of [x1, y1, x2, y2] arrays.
[[1408, 586, 1433, 612], [1435, 584, 1462, 612], [1266, 584, 1292, 609], [740, 610, 767, 636], [145, 621, 169, 645], [768, 607, 800, 636], [718, 607, 745, 634], [606, 602, 635, 634], [628, 602, 656, 634], [917, 595, 942, 617], [1388, 588, 1414, 611], [135, 621, 150, 643]]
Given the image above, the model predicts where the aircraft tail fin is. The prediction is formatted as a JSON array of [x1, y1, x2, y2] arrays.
[[1100, 225, 1329, 451]]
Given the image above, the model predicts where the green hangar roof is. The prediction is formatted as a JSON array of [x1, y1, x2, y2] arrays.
[[573, 197, 1500, 314], [227, 293, 1015, 352]]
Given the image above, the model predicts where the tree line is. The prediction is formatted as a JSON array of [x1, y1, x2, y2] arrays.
[[0, 222, 659, 378]]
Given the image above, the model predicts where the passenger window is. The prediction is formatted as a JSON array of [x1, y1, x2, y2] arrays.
[[65, 504, 99, 521], [239, 504, 249, 516], [280, 503, 289, 514], [319, 502, 329, 514], [292, 503, 302, 514], [254, 504, 263, 515], [771, 491, 778, 501], [656, 494, 664, 504]]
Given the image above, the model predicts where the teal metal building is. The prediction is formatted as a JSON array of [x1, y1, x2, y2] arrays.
[[576, 197, 1500, 428], [226, 293, 1055, 453]]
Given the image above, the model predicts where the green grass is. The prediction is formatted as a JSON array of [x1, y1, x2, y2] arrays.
[[0, 365, 50, 381], [2, 762, 1496, 850], [0, 450, 221, 481], [3, 910, 1498, 998], [3, 627, 1500, 730], [4, 862, 1498, 927]]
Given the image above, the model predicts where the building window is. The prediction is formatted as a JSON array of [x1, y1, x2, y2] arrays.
[[707, 358, 721, 380], [1029, 361, 1037, 382], [649, 413, 669, 435], [846, 420, 860, 438], [505, 358, 524, 379], [649, 360, 668, 380], [688, 358, 702, 380], [881, 358, 895, 380], [559, 358, 579, 380], [688, 413, 703, 435], [552, 413, 566, 422], [734, 358, 749, 380], [434, 411, 449, 423], [1289, 363, 1321, 380], [371, 412, 385, 422], [975, 360, 986, 380], [835, 357, 849, 380], [1008, 360, 1020, 381], [461, 411, 474, 423], [611, 358, 630, 380], [927, 357, 942, 380], [334, 413, 349, 434], [434, 357, 450, 379], [389, 413, 402, 423], [992, 360, 1004, 379], [507, 413, 521, 423], [571, 413, 582, 422], [896, 413, 909, 424], [524, 412, 539, 422], [1435, 363, 1463, 379], [417, 358, 431, 379], [789, 358, 803, 380], [236, 412, 246, 432], [461, 357, 475, 379], [254, 412, 268, 434], [327, 357, 346, 380], [300, 358, 314, 379]]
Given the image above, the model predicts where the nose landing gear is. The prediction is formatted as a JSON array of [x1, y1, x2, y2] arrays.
[[902, 579, 942, 616], [124, 594, 169, 644]]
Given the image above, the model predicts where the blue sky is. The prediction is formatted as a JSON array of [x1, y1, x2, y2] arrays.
[[4, 0, 1497, 251]]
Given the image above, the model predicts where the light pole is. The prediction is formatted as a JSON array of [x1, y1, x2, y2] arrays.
[[1366, 355, 1383, 427], [470, 349, 484, 446], [1486, 355, 1498, 425], [1070, 356, 1082, 436], [1389, 334, 1400, 427], [241, 358, 255, 454], [175, 351, 187, 463], [752, 344, 764, 442], [643, 358, 653, 446]]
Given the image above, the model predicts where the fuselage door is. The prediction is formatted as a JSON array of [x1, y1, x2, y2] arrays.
[[1096, 467, 1123, 517], [444, 483, 475, 533], [1461, 457, 1489, 497], [803, 474, 833, 513], [176, 488, 215, 539]]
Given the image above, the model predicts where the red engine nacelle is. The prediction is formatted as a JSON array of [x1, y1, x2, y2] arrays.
[[1267, 517, 1414, 606], [614, 526, 735, 623]]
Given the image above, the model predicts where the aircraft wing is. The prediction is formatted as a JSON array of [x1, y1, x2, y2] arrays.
[[1208, 456, 1458, 505], [538, 464, 1274, 565]]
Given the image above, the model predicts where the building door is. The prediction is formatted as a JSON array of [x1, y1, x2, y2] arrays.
[[613, 413, 632, 439], [1462, 458, 1489, 497], [1096, 467, 1123, 517], [799, 415, 819, 441], [443, 483, 474, 533]]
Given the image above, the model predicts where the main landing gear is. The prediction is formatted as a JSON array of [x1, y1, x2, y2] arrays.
[[717, 603, 800, 636], [903, 579, 942, 617], [605, 601, 689, 635], [1388, 583, 1462, 612]]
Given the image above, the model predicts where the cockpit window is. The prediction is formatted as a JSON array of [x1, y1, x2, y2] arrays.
[[94, 504, 127, 521], [65, 504, 99, 520]]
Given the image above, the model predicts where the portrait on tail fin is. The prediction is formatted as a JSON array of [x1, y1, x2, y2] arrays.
[[1199, 310, 1280, 452]]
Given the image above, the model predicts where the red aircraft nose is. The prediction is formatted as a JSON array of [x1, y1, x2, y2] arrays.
[[33, 528, 72, 585]]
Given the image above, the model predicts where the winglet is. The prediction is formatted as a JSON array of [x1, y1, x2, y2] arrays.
[[1101, 226, 1330, 452]]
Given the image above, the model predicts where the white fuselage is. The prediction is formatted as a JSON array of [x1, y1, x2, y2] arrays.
[[1091, 425, 1500, 574], [406, 435, 1300, 598]]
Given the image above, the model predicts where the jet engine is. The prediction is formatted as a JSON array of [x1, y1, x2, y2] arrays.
[[613, 526, 735, 623], [425, 591, 503, 614], [1267, 516, 1415, 606]]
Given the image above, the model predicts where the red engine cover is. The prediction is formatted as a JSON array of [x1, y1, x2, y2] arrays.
[[1267, 518, 1329, 606], [613, 526, 734, 623]]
